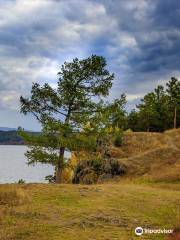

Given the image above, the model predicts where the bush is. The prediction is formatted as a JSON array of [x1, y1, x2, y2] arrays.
[[90, 159, 102, 173], [61, 168, 73, 183], [45, 175, 55, 183], [114, 133, 123, 147], [73, 159, 102, 184], [125, 128, 133, 133], [73, 158, 127, 184], [103, 159, 126, 176], [80, 170, 98, 184], [18, 179, 25, 184]]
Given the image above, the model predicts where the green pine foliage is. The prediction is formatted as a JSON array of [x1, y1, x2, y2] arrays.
[[18, 53, 180, 184], [127, 77, 180, 132], [19, 55, 117, 183]]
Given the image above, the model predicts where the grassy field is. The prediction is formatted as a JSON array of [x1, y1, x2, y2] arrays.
[[0, 129, 179, 239], [0, 181, 179, 240]]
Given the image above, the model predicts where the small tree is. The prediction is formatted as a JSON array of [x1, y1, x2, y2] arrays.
[[19, 55, 114, 183], [137, 92, 159, 132], [127, 110, 140, 131], [166, 77, 180, 129], [137, 85, 170, 132]]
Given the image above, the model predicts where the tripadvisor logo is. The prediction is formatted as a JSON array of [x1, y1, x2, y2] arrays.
[[135, 226, 174, 236], [135, 227, 143, 236]]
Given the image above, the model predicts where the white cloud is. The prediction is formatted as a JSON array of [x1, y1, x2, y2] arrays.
[[0, 0, 120, 111], [126, 94, 144, 101], [0, 90, 20, 110], [0, 0, 179, 116]]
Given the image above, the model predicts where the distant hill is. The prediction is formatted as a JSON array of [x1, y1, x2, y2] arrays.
[[0, 127, 17, 131], [0, 131, 24, 145], [0, 130, 39, 145]]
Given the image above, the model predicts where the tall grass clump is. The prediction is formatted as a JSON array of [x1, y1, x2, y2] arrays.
[[0, 187, 28, 206]]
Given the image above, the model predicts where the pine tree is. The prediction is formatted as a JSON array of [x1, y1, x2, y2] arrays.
[[19, 55, 114, 183], [166, 77, 180, 129]]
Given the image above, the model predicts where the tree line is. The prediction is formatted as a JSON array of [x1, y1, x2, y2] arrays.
[[19, 55, 180, 183], [126, 77, 180, 132]]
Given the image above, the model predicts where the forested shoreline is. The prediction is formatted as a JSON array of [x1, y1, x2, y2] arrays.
[[0, 76, 179, 146], [0, 131, 40, 145], [0, 131, 24, 145]]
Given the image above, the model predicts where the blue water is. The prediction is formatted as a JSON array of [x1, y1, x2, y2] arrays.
[[0, 145, 54, 183]]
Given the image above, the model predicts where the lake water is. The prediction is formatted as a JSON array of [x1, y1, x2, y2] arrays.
[[0, 145, 54, 183]]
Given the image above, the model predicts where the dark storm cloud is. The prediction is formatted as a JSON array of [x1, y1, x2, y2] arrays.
[[100, 0, 180, 88], [152, 0, 180, 28], [0, 0, 180, 125]]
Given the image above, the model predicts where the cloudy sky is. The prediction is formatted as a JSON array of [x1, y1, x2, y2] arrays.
[[0, 0, 180, 130]]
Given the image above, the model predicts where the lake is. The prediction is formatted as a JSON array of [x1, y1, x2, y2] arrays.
[[0, 145, 54, 183]]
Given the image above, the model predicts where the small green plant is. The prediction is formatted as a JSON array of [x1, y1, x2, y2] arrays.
[[113, 133, 123, 147], [18, 179, 25, 184], [125, 128, 133, 133], [45, 175, 55, 183], [90, 159, 102, 173]]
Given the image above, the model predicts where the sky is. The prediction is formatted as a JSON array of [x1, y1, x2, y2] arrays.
[[0, 0, 180, 130]]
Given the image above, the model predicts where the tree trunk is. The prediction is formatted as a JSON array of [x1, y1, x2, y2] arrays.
[[55, 166, 62, 183], [173, 107, 177, 129], [55, 107, 71, 183], [55, 147, 65, 183]]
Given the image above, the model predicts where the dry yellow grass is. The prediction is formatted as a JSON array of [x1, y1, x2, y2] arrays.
[[0, 186, 28, 206], [164, 128, 180, 149], [0, 182, 179, 240], [110, 132, 168, 158], [110, 128, 180, 182], [0, 129, 179, 239]]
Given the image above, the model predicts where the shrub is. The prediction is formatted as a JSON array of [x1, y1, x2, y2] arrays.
[[61, 168, 73, 183], [73, 158, 126, 184], [114, 133, 123, 147], [90, 159, 102, 173], [18, 179, 25, 184], [125, 128, 133, 133], [45, 175, 55, 183], [103, 159, 126, 176], [73, 159, 102, 184], [80, 170, 98, 184]]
